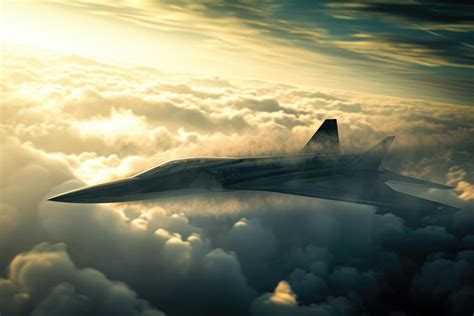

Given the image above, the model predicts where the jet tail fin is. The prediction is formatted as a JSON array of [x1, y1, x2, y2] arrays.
[[301, 119, 340, 154], [351, 136, 395, 170]]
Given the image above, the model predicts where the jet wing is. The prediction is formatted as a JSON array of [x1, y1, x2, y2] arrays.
[[228, 175, 458, 213]]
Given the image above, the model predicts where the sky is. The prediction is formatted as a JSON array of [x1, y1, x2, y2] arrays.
[[1, 0, 473, 105], [1, 1, 474, 316]]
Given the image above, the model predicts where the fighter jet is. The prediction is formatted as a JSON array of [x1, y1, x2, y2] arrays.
[[49, 119, 457, 214]]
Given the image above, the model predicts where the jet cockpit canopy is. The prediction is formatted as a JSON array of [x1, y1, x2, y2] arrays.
[[135, 158, 234, 178]]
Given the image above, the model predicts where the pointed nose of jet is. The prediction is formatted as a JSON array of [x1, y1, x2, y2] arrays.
[[48, 178, 141, 203], [48, 194, 73, 202], [48, 190, 94, 203]]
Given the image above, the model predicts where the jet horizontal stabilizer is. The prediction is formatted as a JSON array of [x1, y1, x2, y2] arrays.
[[381, 168, 453, 189]]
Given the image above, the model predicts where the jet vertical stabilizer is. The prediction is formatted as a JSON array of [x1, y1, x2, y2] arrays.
[[351, 136, 395, 170], [301, 119, 340, 154]]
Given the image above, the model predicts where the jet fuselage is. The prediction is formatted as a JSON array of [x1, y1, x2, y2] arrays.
[[49, 153, 359, 203]]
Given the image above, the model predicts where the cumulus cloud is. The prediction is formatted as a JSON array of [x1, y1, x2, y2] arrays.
[[448, 166, 474, 202], [251, 280, 355, 316], [411, 251, 474, 316], [1, 51, 473, 316], [0, 243, 165, 316]]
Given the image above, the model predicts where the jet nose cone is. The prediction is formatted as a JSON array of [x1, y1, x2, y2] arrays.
[[47, 189, 96, 203], [47, 178, 140, 203], [48, 191, 83, 203], [48, 195, 64, 202]]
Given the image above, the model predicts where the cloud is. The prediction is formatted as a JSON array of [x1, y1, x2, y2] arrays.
[[1, 51, 473, 316], [251, 280, 355, 316], [334, 33, 474, 68], [411, 251, 474, 316], [328, 1, 474, 26], [456, 181, 474, 201], [0, 243, 165, 316], [448, 166, 474, 201]]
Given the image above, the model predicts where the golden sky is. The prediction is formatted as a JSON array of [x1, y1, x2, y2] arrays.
[[2, 0, 473, 104]]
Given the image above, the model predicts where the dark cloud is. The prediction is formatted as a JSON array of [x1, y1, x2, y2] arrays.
[[325, 0, 473, 94], [0, 243, 165, 316], [349, 33, 473, 68], [351, 0, 474, 24], [411, 250, 474, 315]]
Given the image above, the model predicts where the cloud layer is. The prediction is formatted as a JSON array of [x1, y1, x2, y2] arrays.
[[1, 51, 473, 316]]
